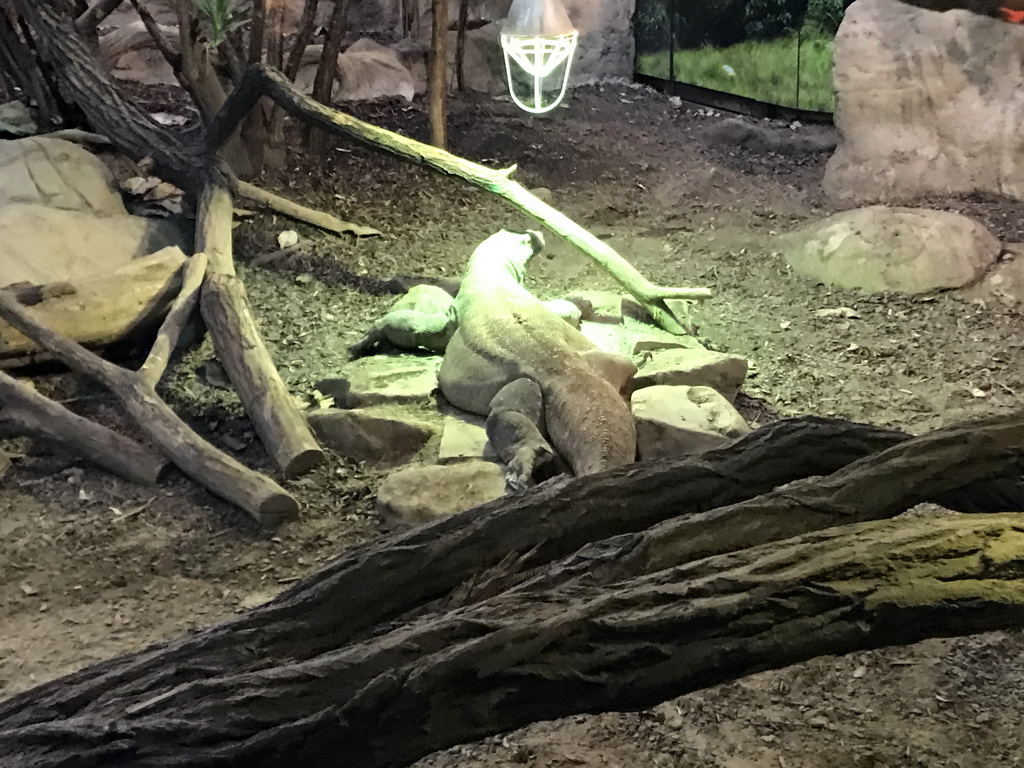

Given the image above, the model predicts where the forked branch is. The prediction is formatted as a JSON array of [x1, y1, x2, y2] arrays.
[[206, 65, 713, 333]]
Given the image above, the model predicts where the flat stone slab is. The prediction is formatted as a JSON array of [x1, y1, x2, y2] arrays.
[[632, 347, 748, 402], [307, 407, 436, 465], [437, 414, 490, 464], [315, 355, 440, 409], [376, 460, 507, 527], [632, 385, 751, 461]]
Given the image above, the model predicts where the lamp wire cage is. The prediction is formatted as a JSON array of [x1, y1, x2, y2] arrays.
[[500, 30, 578, 114]]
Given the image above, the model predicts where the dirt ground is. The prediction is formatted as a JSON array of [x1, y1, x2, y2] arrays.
[[2, 82, 1023, 767]]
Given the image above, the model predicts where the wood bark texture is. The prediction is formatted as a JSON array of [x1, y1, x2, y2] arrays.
[[428, 0, 448, 148], [0, 369, 168, 485], [11, 1, 323, 485], [0, 413, 1021, 767], [0, 275, 299, 524]]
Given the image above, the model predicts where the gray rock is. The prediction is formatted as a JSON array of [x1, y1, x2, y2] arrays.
[[376, 460, 507, 527], [0, 137, 127, 216], [962, 247, 1024, 306], [632, 347, 748, 401], [632, 385, 750, 460], [781, 206, 1001, 294], [438, 414, 491, 463], [307, 408, 436, 465], [0, 204, 188, 287], [295, 43, 417, 102], [315, 355, 440, 409], [826, 0, 1024, 202]]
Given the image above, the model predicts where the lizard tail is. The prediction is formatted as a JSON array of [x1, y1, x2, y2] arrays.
[[543, 369, 637, 476]]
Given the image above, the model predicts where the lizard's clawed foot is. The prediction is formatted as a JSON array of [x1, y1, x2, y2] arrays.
[[503, 443, 554, 492]]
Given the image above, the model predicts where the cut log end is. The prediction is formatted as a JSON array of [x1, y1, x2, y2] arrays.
[[258, 493, 302, 525], [282, 447, 326, 478]]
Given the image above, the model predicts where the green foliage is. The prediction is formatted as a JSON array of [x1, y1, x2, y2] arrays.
[[635, 31, 836, 112], [804, 0, 853, 34], [191, 0, 249, 47], [743, 0, 809, 40]]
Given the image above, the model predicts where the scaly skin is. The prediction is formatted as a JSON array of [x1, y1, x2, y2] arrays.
[[438, 230, 637, 481]]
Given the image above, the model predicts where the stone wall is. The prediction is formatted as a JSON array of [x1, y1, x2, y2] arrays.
[[825, 0, 1024, 202]]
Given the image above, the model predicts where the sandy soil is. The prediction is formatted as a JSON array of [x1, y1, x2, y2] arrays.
[[2, 82, 1023, 768]]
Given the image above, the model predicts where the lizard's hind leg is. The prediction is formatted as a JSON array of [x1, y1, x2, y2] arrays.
[[486, 378, 556, 491]]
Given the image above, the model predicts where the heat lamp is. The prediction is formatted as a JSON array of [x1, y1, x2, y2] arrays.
[[500, 0, 578, 114]]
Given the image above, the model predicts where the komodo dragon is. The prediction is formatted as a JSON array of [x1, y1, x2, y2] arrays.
[[438, 229, 638, 488]]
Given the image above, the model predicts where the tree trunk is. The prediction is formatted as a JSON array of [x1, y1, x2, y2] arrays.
[[455, 0, 468, 91], [428, 0, 448, 148], [0, 414, 1021, 766], [307, 0, 348, 155]]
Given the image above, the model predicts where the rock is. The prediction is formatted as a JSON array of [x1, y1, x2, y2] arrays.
[[825, 0, 1024, 202], [0, 205, 188, 287], [0, 137, 128, 216], [632, 385, 751, 460], [437, 414, 490, 463], [632, 347, 748, 401], [781, 206, 1001, 294], [389, 38, 429, 94], [376, 460, 507, 526], [337, 45, 417, 101], [295, 42, 417, 102], [562, 0, 635, 82], [315, 355, 440, 409], [306, 408, 436, 465], [962, 247, 1024, 306], [0, 101, 37, 137]]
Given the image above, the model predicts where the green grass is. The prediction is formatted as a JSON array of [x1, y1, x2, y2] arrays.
[[636, 32, 835, 112]]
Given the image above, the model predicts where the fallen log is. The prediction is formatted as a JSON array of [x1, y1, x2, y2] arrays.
[[0, 509, 1022, 767], [0, 248, 187, 363], [0, 413, 1021, 768], [0, 370, 168, 484], [0, 261, 299, 524]]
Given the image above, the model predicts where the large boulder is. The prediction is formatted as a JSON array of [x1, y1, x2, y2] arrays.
[[780, 206, 1002, 294], [825, 0, 1024, 202], [0, 138, 127, 217], [294, 41, 417, 102], [0, 205, 187, 287]]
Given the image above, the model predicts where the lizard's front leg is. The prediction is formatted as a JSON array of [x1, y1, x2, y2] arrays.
[[486, 378, 555, 491]]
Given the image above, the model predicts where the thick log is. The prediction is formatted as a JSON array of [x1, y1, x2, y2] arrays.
[[201, 271, 324, 477], [0, 370, 168, 484], [0, 248, 187, 363], [205, 65, 712, 333], [0, 510, 1023, 768], [0, 289, 299, 524], [0, 415, 1020, 745]]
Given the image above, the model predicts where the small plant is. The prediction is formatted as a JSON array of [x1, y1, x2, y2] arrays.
[[192, 0, 250, 47]]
